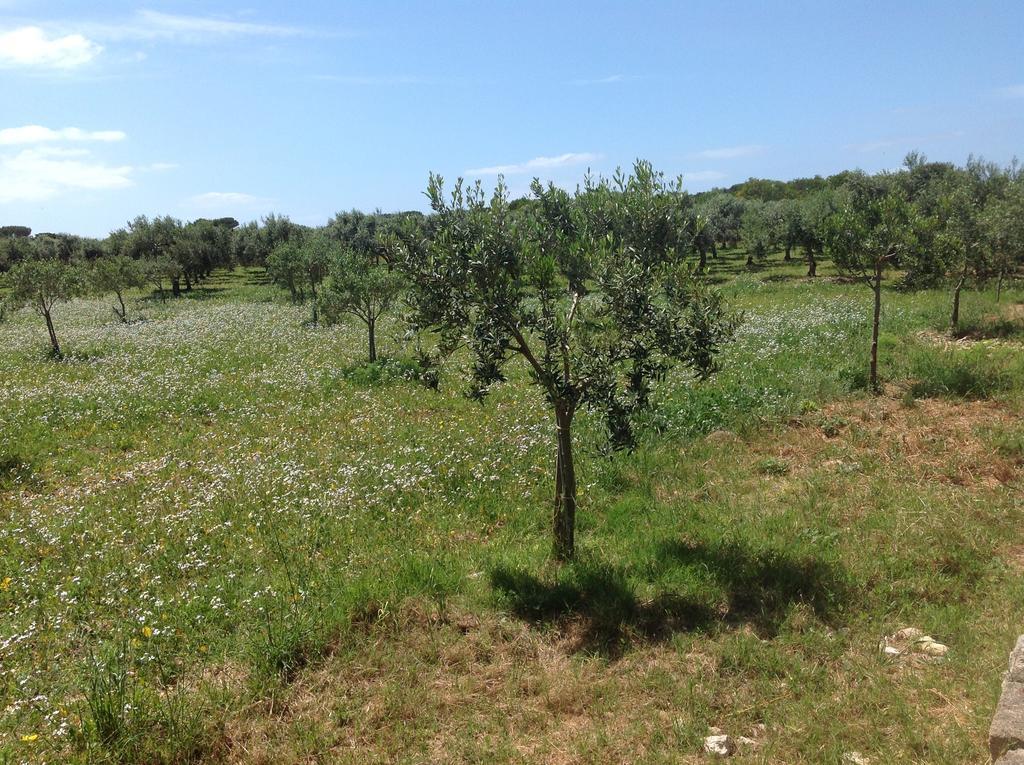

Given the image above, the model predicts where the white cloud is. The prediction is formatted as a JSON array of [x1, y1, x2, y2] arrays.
[[82, 10, 312, 43], [0, 26, 102, 69], [0, 125, 126, 145], [690, 145, 765, 160], [0, 147, 133, 203], [188, 192, 272, 210], [467, 152, 601, 176], [682, 170, 727, 183], [993, 84, 1024, 99]]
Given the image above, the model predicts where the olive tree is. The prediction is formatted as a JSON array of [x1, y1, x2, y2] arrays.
[[982, 178, 1024, 301], [3, 258, 84, 357], [826, 190, 928, 391], [389, 162, 734, 560], [319, 243, 403, 362], [91, 255, 145, 322]]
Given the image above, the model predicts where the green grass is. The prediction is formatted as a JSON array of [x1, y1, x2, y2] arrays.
[[1, 253, 1023, 763]]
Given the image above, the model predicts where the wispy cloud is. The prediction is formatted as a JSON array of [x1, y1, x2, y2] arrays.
[[992, 84, 1024, 99], [188, 192, 272, 210], [83, 9, 313, 43], [0, 146, 133, 202], [467, 152, 601, 176], [0, 125, 126, 145], [690, 145, 765, 160], [0, 26, 102, 69], [570, 74, 638, 85], [682, 170, 727, 183]]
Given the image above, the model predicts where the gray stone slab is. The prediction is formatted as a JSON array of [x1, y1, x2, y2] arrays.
[[991, 680, 1024, 760]]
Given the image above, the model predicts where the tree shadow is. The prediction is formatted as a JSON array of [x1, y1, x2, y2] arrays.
[[489, 538, 848, 657]]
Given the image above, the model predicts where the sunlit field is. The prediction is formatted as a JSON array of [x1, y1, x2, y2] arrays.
[[3, 254, 1023, 763]]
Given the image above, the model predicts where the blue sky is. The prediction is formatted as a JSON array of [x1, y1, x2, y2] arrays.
[[1, 0, 1022, 237]]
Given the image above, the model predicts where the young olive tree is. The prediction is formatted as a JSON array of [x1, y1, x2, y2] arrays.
[[981, 179, 1024, 301], [142, 255, 182, 301], [390, 162, 734, 560], [91, 255, 145, 322], [266, 240, 310, 304], [826, 191, 928, 391], [934, 160, 1010, 330], [797, 189, 842, 277], [3, 258, 84, 357], [319, 244, 403, 362]]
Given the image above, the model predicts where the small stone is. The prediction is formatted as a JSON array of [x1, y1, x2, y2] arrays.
[[917, 638, 948, 657], [842, 753, 870, 765], [879, 627, 947, 659], [703, 734, 736, 757], [737, 736, 760, 749]]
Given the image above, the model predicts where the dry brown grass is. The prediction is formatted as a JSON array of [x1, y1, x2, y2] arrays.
[[214, 602, 723, 765], [757, 394, 1020, 490]]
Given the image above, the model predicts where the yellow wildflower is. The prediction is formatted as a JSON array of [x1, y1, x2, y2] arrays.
[[21, 734, 38, 743], [141, 626, 153, 638], [0, 577, 11, 591]]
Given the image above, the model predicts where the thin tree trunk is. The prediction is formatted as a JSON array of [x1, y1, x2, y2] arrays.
[[807, 248, 817, 278], [44, 309, 61, 357], [746, 253, 754, 267], [950, 261, 968, 332], [870, 264, 882, 393], [172, 277, 181, 298], [184, 273, 192, 291], [698, 248, 707, 270], [115, 291, 127, 322], [996, 267, 1005, 303], [368, 316, 377, 362], [553, 405, 577, 561], [784, 244, 792, 261]]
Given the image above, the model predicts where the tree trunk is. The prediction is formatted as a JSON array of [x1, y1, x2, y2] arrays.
[[784, 244, 792, 261], [368, 317, 377, 363], [746, 253, 754, 267], [950, 261, 968, 332], [997, 268, 1005, 303], [44, 309, 61, 358], [870, 263, 882, 393], [184, 273, 192, 291], [553, 405, 577, 561], [115, 291, 127, 322], [807, 248, 817, 278], [698, 248, 707, 270], [172, 277, 181, 298], [710, 242, 718, 259]]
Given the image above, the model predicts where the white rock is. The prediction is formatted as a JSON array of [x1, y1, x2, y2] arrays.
[[879, 627, 948, 658], [703, 734, 737, 757], [842, 753, 870, 765]]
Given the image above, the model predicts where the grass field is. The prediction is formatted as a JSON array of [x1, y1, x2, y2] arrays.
[[2, 251, 1023, 763]]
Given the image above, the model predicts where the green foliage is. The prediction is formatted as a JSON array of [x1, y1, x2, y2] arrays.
[[319, 243, 403, 361], [2, 257, 85, 356], [90, 256, 145, 322], [389, 161, 736, 558]]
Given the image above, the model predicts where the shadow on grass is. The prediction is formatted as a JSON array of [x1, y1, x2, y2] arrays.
[[490, 538, 848, 657]]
